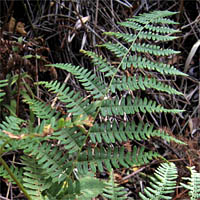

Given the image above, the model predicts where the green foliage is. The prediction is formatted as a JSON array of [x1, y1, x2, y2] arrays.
[[0, 10, 193, 200], [76, 173, 104, 200], [103, 170, 128, 200], [0, 79, 8, 103], [139, 162, 178, 200], [139, 163, 200, 200], [181, 167, 200, 200]]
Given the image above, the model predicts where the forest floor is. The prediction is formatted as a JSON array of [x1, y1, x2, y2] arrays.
[[0, 0, 199, 199]]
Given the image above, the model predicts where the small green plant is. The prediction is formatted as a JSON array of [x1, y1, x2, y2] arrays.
[[139, 162, 178, 200], [0, 10, 194, 199], [139, 163, 200, 200]]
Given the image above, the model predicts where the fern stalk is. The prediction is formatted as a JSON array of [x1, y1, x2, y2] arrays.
[[0, 157, 32, 200]]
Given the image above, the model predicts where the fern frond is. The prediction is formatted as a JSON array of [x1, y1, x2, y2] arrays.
[[89, 121, 185, 144], [181, 166, 200, 200], [51, 127, 85, 154], [98, 42, 128, 57], [0, 165, 23, 185], [77, 146, 159, 174], [0, 116, 24, 139], [24, 142, 71, 184], [100, 96, 183, 116], [23, 95, 59, 119], [103, 169, 127, 200], [39, 80, 96, 117], [139, 162, 178, 200], [46, 63, 106, 99], [111, 75, 183, 95], [80, 50, 117, 77], [122, 56, 187, 76], [104, 31, 178, 42], [21, 155, 52, 200], [133, 10, 178, 20], [102, 41, 179, 57], [131, 43, 180, 56], [0, 79, 8, 103]]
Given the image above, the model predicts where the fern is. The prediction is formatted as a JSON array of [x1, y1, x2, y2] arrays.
[[77, 146, 160, 174], [111, 75, 183, 95], [51, 127, 85, 154], [23, 142, 72, 184], [139, 162, 178, 200], [0, 10, 190, 199], [89, 121, 184, 144], [181, 167, 200, 200], [103, 169, 128, 200], [39, 80, 96, 117], [0, 164, 23, 185], [23, 95, 60, 120], [21, 155, 52, 200], [46, 63, 107, 99], [100, 96, 183, 116], [0, 79, 8, 103]]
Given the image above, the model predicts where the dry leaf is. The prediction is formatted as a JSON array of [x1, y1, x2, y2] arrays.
[[189, 117, 200, 137], [2, 130, 25, 140], [74, 16, 90, 30], [8, 17, 16, 33], [16, 22, 27, 36], [82, 115, 94, 127], [43, 124, 54, 136], [68, 16, 90, 42]]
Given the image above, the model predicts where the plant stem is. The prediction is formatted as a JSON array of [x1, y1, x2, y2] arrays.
[[0, 156, 32, 200]]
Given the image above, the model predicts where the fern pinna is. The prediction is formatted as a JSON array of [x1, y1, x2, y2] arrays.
[[0, 10, 188, 199]]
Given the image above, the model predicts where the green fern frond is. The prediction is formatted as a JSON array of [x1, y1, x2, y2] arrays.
[[89, 121, 185, 144], [23, 95, 60, 119], [133, 10, 178, 20], [152, 130, 186, 145], [102, 41, 180, 57], [21, 155, 52, 200], [98, 42, 128, 57], [139, 162, 178, 200], [80, 50, 117, 77], [100, 96, 183, 116], [181, 166, 200, 200], [24, 142, 71, 184], [77, 146, 159, 174], [103, 169, 128, 200], [0, 79, 8, 103], [51, 127, 85, 154], [122, 56, 187, 76], [131, 43, 180, 56], [118, 21, 178, 34], [104, 31, 178, 42], [111, 75, 183, 95], [46, 63, 106, 99], [39, 80, 96, 117], [0, 165, 23, 185], [0, 116, 24, 139]]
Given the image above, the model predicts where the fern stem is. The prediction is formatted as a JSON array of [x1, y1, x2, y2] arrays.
[[0, 156, 32, 200], [0, 140, 10, 156]]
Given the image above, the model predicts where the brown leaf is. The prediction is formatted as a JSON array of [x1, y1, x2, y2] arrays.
[[8, 17, 16, 33], [2, 130, 25, 140], [189, 117, 200, 136], [16, 22, 27, 36]]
